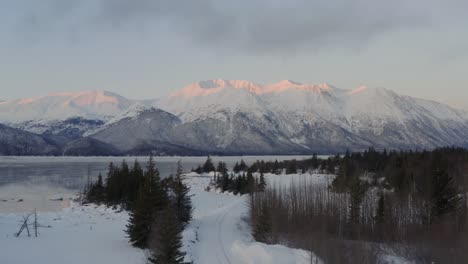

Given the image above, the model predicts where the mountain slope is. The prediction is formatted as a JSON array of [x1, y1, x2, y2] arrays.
[[2, 80, 467, 155], [152, 80, 468, 153], [0, 124, 58, 155]]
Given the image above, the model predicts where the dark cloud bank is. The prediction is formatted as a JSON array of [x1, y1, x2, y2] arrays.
[[12, 0, 465, 53]]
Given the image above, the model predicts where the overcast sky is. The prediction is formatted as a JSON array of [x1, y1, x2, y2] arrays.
[[1, 0, 467, 110]]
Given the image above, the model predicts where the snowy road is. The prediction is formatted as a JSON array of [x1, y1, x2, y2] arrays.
[[183, 173, 317, 264]]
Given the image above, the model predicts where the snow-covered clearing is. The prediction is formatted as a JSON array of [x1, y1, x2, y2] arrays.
[[0, 172, 321, 264], [0, 203, 146, 264]]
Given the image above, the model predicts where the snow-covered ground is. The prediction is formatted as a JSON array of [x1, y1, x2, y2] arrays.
[[0, 172, 321, 264], [0, 203, 146, 264], [182, 172, 322, 264]]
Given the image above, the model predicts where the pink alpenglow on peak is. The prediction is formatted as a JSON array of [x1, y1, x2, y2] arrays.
[[49, 91, 121, 106], [171, 79, 336, 97], [349, 86, 368, 95]]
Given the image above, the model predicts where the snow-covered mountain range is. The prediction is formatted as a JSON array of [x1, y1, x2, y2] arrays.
[[1, 80, 467, 155]]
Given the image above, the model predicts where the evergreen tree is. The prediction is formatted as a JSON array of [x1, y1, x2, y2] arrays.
[[430, 165, 462, 222], [194, 165, 202, 174], [239, 159, 248, 172], [286, 159, 297, 174], [105, 162, 116, 204], [348, 177, 366, 224], [126, 155, 167, 248], [273, 160, 280, 174], [374, 192, 385, 224], [202, 156, 215, 173], [233, 162, 241, 173], [149, 208, 186, 264], [172, 164, 192, 225], [126, 160, 144, 209], [246, 171, 255, 194], [217, 162, 228, 176], [258, 172, 267, 192], [85, 172, 105, 204], [176, 160, 184, 178], [126, 185, 153, 248]]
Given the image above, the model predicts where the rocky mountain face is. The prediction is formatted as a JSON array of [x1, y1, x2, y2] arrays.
[[1, 80, 467, 155], [0, 124, 58, 155]]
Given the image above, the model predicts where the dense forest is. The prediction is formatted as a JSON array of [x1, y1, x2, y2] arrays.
[[248, 148, 468, 264], [84, 157, 192, 264]]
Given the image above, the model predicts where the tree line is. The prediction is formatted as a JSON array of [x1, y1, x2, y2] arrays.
[[249, 147, 468, 264], [192, 156, 266, 195], [85, 157, 192, 264]]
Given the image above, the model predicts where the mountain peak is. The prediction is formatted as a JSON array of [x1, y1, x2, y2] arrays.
[[172, 79, 338, 97], [277, 80, 303, 86], [0, 90, 134, 123], [172, 79, 261, 97]]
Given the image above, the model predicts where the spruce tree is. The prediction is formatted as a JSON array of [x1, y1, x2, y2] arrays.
[[233, 162, 240, 173], [349, 177, 366, 224], [149, 208, 186, 264], [430, 166, 462, 222], [202, 156, 215, 173], [173, 169, 192, 225], [246, 171, 255, 194], [239, 159, 248, 172], [126, 185, 153, 248], [258, 172, 267, 192], [374, 192, 385, 224], [105, 162, 116, 204], [126, 155, 167, 248], [95, 172, 105, 203], [126, 160, 143, 209]]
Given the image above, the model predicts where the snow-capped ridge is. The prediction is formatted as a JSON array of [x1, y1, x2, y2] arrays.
[[349, 86, 368, 94], [83, 103, 155, 137], [171, 79, 337, 98], [172, 79, 262, 97], [0, 90, 135, 123]]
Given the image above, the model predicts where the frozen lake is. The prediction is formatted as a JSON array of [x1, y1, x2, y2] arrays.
[[0, 155, 314, 212]]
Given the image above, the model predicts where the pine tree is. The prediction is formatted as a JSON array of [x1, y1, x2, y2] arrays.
[[149, 208, 186, 264], [273, 160, 280, 174], [176, 160, 184, 177], [172, 166, 192, 225], [430, 165, 462, 222], [126, 160, 144, 209], [374, 192, 385, 224], [233, 162, 240, 173], [202, 156, 215, 173], [126, 185, 153, 248], [105, 162, 116, 204], [194, 165, 202, 174], [126, 155, 167, 248], [258, 172, 266, 192], [246, 171, 255, 194], [239, 159, 248, 172], [85, 172, 105, 204], [349, 177, 366, 224]]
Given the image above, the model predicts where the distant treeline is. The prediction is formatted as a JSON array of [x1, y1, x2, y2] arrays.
[[249, 147, 468, 264], [194, 156, 266, 195], [84, 157, 192, 264]]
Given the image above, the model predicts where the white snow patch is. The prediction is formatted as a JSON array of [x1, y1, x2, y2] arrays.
[[0, 203, 146, 264]]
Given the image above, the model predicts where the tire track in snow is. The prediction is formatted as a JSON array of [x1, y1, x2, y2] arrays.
[[217, 206, 233, 264]]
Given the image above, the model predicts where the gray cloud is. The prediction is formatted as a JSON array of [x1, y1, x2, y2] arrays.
[[8, 0, 465, 54]]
